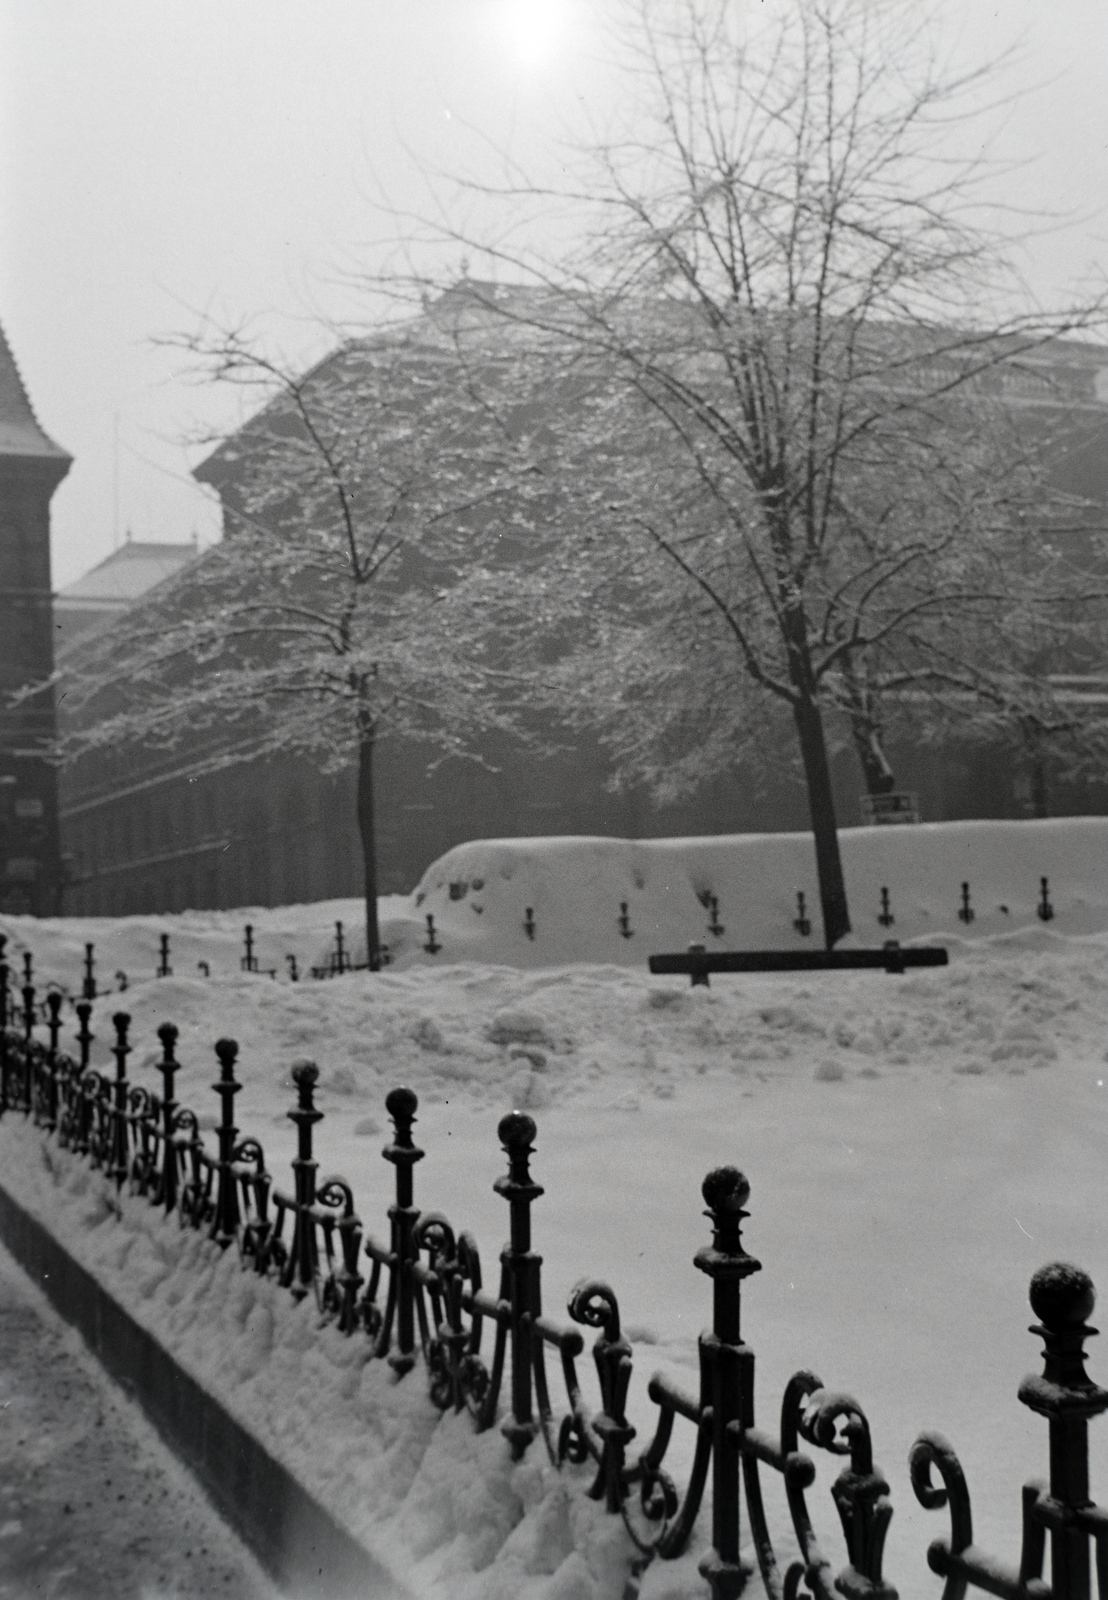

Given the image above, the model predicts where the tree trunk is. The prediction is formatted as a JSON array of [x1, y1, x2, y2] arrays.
[[851, 719, 897, 797], [792, 696, 852, 950], [357, 727, 381, 972]]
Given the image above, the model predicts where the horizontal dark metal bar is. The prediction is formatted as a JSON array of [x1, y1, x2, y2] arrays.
[[649, 947, 949, 974]]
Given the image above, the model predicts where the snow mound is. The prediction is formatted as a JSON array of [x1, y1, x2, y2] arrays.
[[372, 818, 1108, 969]]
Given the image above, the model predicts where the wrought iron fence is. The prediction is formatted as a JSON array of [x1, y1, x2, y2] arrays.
[[0, 928, 1104, 1600]]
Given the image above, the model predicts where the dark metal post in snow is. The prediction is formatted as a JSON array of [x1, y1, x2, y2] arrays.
[[242, 924, 258, 972], [75, 1002, 94, 1070], [108, 1012, 131, 1190], [286, 1061, 322, 1296], [21, 976, 34, 1046], [157, 1022, 180, 1216], [695, 1167, 762, 1600], [687, 942, 710, 988], [157, 934, 172, 978], [1020, 1265, 1107, 1600], [43, 990, 62, 1131], [381, 1086, 423, 1373], [334, 921, 347, 974], [74, 1003, 93, 1153], [211, 1038, 242, 1247], [82, 942, 96, 1000], [21, 978, 35, 1111], [912, 1263, 1108, 1600], [494, 1110, 544, 1460], [0, 933, 8, 1115]]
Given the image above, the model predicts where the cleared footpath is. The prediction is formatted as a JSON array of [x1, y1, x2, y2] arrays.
[[0, 1233, 280, 1600]]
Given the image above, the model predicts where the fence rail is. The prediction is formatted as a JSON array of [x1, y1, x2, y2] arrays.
[[0, 929, 1103, 1600]]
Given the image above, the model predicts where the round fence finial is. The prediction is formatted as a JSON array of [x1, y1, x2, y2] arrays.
[[290, 1058, 318, 1087], [386, 1085, 418, 1122], [1030, 1262, 1095, 1330], [499, 1110, 537, 1152], [702, 1165, 750, 1213]]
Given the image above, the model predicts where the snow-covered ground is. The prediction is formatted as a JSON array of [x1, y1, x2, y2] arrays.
[[0, 1236, 279, 1600], [2, 819, 1108, 1600]]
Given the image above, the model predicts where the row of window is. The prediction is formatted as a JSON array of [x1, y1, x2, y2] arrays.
[[61, 766, 335, 878]]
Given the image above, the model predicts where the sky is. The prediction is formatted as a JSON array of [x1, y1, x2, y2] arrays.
[[2, 0, 1106, 590]]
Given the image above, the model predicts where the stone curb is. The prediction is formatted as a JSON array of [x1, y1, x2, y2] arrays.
[[0, 1178, 407, 1600]]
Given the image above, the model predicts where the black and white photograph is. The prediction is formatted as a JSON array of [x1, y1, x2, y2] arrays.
[[2, 2, 1108, 1596]]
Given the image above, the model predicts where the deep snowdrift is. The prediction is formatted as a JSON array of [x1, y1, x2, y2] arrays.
[[388, 817, 1108, 967]]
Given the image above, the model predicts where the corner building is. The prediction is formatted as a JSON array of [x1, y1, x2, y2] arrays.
[[0, 323, 70, 915]]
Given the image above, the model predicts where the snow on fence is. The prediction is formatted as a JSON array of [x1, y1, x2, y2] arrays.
[[2, 929, 1107, 1600]]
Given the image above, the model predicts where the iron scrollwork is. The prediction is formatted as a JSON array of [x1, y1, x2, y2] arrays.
[[911, 1261, 1108, 1600]]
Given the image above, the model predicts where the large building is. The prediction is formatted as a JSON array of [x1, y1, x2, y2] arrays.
[[0, 323, 71, 916], [54, 304, 1108, 918], [53, 537, 198, 656]]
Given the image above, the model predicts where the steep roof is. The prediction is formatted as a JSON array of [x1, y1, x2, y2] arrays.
[[0, 320, 71, 462]]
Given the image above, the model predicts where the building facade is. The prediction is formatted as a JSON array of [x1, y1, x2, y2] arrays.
[[55, 314, 1108, 918], [0, 323, 71, 916]]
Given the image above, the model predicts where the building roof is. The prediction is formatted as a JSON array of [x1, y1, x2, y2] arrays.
[[53, 538, 200, 658], [57, 539, 199, 604], [0, 320, 71, 462]]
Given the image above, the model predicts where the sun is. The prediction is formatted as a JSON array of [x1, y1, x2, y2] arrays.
[[497, 0, 568, 70]]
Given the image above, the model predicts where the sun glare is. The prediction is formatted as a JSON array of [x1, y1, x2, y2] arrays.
[[498, 0, 567, 70]]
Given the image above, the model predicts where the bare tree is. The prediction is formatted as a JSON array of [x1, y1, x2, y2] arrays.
[[55, 315, 539, 967], [379, 0, 1107, 947]]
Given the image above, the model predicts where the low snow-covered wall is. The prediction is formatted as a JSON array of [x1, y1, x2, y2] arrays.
[[375, 818, 1108, 968]]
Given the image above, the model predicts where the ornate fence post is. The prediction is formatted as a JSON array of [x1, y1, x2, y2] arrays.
[[43, 990, 62, 1131], [21, 977, 35, 1112], [1020, 1263, 1108, 1599], [108, 1013, 131, 1190], [211, 1039, 242, 1247], [75, 1003, 93, 1069], [73, 1003, 94, 1155], [381, 1086, 423, 1373], [82, 942, 96, 1001], [286, 1061, 322, 1297], [912, 1262, 1108, 1600], [696, 1167, 762, 1600], [494, 1110, 545, 1460], [0, 933, 8, 1114], [157, 1023, 180, 1215]]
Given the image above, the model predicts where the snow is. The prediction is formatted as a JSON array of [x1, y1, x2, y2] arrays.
[[388, 818, 1108, 968], [0, 1234, 279, 1599], [2, 819, 1108, 1600]]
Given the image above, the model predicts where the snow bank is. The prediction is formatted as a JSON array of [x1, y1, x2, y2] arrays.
[[4, 819, 1105, 982], [382, 818, 1108, 968]]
